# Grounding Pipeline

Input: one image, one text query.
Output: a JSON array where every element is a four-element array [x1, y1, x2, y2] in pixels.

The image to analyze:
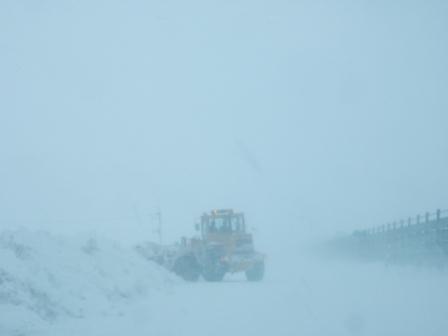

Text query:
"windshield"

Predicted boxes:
[[206, 215, 244, 233]]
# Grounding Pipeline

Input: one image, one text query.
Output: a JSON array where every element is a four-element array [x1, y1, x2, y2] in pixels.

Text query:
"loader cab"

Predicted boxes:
[[200, 209, 246, 238]]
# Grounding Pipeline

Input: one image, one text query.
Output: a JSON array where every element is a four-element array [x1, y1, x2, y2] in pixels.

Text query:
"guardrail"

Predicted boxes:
[[327, 209, 448, 266], [355, 209, 448, 236]]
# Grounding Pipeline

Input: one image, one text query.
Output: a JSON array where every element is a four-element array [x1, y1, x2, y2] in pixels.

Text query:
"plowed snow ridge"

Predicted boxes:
[[0, 229, 176, 335]]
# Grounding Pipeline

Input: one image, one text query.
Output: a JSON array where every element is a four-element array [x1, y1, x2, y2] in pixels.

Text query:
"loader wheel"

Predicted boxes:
[[245, 261, 264, 282], [173, 256, 201, 282]]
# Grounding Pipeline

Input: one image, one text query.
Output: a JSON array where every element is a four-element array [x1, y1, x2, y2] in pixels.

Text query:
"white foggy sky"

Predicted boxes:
[[0, 0, 447, 244]]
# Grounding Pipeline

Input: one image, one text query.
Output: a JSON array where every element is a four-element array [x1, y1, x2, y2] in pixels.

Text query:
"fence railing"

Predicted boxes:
[[354, 209, 448, 236], [328, 209, 448, 266]]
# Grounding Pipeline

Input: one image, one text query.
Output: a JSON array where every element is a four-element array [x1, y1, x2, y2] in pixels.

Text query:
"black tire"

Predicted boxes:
[[173, 255, 201, 282], [245, 261, 265, 282]]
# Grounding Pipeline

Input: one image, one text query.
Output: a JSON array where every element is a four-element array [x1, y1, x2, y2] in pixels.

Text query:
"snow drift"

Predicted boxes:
[[0, 229, 176, 335]]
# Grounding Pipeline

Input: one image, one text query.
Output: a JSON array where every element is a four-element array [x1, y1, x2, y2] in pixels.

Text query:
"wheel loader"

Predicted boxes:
[[150, 209, 265, 282]]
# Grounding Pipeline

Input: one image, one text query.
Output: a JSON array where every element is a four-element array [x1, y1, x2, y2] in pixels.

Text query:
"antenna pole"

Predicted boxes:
[[155, 208, 163, 245]]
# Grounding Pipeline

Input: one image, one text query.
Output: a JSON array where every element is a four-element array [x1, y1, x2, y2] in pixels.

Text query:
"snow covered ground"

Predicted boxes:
[[0, 229, 177, 335], [1, 230, 448, 336]]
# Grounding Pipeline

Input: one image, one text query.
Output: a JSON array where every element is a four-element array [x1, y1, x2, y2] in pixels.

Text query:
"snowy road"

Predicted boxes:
[[51, 257, 448, 336], [3, 231, 445, 336]]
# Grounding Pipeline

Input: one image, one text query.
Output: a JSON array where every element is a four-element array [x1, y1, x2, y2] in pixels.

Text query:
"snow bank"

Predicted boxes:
[[0, 229, 177, 335]]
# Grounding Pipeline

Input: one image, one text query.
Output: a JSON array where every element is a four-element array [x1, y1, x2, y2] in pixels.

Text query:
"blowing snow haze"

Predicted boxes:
[[1, 0, 448, 335]]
